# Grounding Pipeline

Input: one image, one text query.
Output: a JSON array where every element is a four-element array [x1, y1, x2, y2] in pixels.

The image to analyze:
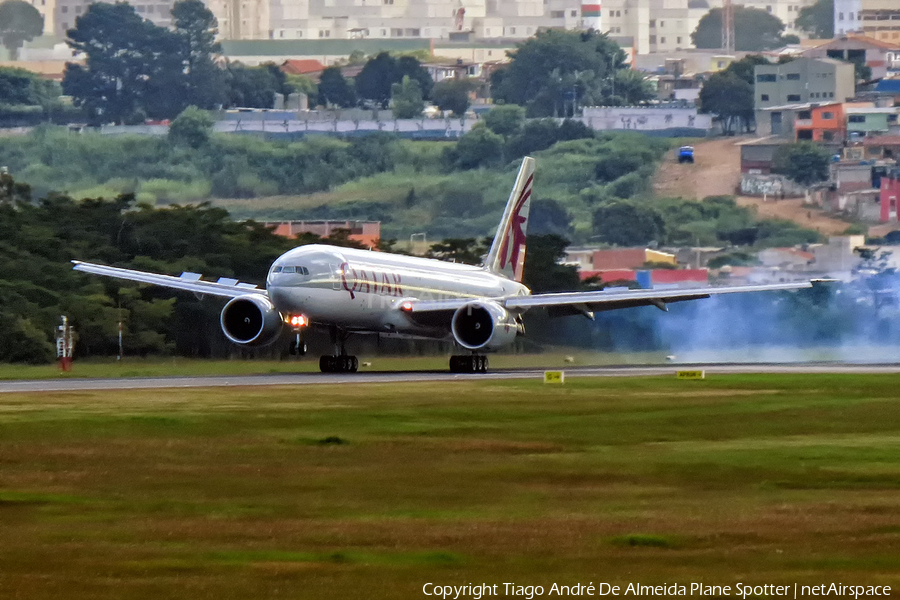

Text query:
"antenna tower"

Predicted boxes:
[[722, 0, 735, 53]]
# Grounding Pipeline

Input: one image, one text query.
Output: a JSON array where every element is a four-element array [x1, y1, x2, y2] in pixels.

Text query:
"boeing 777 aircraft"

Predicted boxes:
[[74, 157, 818, 373]]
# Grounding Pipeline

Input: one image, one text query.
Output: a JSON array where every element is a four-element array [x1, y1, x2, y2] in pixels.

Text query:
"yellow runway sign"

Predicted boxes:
[[544, 371, 565, 384], [677, 370, 705, 380]]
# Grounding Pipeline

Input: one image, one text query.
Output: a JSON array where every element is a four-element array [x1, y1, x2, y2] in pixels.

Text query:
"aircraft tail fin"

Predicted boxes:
[[485, 156, 535, 282]]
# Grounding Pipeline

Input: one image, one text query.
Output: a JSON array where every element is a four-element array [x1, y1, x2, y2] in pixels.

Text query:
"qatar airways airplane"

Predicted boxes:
[[73, 157, 818, 373]]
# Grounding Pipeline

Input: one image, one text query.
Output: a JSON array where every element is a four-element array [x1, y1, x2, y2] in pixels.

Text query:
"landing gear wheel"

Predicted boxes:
[[449, 355, 488, 373], [290, 339, 307, 356], [319, 355, 359, 373]]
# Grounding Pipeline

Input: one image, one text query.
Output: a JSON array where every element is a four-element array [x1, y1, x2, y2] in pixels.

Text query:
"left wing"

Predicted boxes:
[[72, 261, 265, 299]]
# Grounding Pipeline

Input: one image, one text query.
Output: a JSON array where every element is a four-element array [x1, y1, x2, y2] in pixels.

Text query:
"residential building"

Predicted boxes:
[[835, 0, 900, 44], [263, 0, 583, 43], [795, 102, 846, 142], [758, 247, 815, 271], [54, 0, 177, 36], [739, 0, 817, 38], [834, 0, 863, 37], [28, 0, 56, 37], [264, 220, 381, 248], [754, 57, 855, 111], [802, 34, 900, 80], [846, 106, 900, 137]]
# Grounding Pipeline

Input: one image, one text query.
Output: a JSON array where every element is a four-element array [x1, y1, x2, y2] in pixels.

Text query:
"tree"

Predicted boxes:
[[593, 201, 666, 246], [355, 52, 433, 108], [692, 7, 791, 51], [168, 106, 214, 149], [721, 54, 770, 85], [431, 77, 475, 116], [390, 75, 423, 119], [611, 68, 654, 105], [172, 0, 226, 110], [491, 29, 627, 116], [796, 0, 834, 39], [63, 3, 182, 124], [773, 142, 831, 186], [0, 66, 60, 107], [529, 198, 573, 238], [225, 62, 283, 108], [427, 238, 489, 265], [454, 125, 503, 169], [396, 55, 433, 99], [698, 71, 754, 134], [507, 119, 560, 160], [317, 66, 355, 108], [521, 234, 581, 293], [483, 104, 526, 138], [355, 51, 395, 107], [0, 0, 43, 61]]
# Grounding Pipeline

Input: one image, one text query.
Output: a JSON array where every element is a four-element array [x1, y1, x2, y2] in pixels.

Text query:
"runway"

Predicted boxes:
[[2, 363, 900, 393]]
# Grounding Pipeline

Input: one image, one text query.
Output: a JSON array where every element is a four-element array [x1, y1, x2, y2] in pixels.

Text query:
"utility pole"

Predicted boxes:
[[722, 0, 735, 53]]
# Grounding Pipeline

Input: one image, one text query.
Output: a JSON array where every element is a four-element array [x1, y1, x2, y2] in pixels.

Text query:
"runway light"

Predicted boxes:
[[288, 314, 308, 327]]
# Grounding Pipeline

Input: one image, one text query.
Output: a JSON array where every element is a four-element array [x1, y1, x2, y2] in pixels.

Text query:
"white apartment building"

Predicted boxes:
[[53, 0, 176, 36], [740, 0, 817, 37], [835, 0, 900, 43], [28, 0, 56, 37], [604, 0, 816, 56], [265, 0, 584, 41]]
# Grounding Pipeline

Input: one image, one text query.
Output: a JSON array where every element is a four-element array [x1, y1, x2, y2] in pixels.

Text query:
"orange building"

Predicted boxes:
[[265, 220, 381, 249], [795, 102, 846, 142]]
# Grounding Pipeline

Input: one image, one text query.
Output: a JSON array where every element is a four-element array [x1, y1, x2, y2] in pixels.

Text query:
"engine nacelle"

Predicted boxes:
[[220, 294, 283, 347], [451, 301, 519, 351]]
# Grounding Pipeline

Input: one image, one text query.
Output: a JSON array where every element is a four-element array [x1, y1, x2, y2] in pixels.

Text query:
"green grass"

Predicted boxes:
[[2, 374, 900, 599]]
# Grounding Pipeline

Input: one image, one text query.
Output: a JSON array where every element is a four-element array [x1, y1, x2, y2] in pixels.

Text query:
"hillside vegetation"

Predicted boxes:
[[0, 125, 819, 247]]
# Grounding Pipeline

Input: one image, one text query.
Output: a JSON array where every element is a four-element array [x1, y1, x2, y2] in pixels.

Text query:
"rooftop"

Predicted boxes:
[[759, 101, 842, 111]]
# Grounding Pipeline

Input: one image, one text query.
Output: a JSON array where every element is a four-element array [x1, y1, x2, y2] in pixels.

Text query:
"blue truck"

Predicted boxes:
[[678, 145, 694, 164]]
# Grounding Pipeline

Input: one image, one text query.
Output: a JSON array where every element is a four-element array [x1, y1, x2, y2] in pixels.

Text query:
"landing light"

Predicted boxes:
[[399, 301, 414, 312], [287, 314, 309, 327]]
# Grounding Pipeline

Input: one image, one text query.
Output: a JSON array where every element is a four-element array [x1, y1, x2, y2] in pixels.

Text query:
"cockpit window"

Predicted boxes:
[[281, 266, 296, 274], [297, 266, 309, 275], [272, 266, 283, 273]]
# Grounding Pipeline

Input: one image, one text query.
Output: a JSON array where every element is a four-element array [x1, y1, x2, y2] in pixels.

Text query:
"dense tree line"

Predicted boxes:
[[490, 29, 653, 117], [59, 0, 437, 123]]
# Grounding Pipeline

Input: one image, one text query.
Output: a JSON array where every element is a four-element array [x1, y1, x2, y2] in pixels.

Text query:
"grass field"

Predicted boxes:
[[2, 374, 900, 599]]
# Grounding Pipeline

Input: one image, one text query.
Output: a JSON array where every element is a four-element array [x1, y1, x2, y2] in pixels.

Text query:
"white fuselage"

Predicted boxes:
[[266, 245, 529, 337]]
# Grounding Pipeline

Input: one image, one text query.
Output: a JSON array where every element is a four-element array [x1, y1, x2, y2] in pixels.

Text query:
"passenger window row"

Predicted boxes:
[[273, 266, 310, 275]]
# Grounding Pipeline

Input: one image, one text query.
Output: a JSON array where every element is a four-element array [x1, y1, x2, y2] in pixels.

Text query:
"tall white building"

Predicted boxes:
[[603, 0, 817, 56], [835, 0, 900, 43], [265, 0, 583, 40], [53, 0, 175, 36]]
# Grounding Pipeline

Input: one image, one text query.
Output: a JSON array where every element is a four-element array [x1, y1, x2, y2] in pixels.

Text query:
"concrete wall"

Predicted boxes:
[[740, 173, 808, 197], [581, 106, 712, 133]]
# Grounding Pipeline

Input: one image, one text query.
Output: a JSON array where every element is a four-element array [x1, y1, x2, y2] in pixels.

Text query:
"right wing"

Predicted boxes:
[[72, 261, 265, 299], [504, 281, 819, 317]]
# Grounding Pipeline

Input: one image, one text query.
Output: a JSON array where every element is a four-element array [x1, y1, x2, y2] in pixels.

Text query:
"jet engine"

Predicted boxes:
[[450, 301, 520, 351], [220, 294, 283, 347]]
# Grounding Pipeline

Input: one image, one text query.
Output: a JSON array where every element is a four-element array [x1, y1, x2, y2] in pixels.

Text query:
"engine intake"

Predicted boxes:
[[220, 294, 283, 347], [451, 301, 519, 351]]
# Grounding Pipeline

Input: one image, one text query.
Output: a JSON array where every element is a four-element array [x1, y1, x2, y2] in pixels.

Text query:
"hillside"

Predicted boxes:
[[653, 136, 851, 236]]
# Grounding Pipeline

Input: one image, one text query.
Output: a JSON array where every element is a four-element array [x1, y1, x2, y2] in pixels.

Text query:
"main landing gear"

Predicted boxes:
[[449, 354, 488, 373], [319, 326, 359, 373], [320, 355, 358, 373]]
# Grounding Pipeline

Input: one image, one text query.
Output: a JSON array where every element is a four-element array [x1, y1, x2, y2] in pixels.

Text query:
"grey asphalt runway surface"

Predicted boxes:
[[1, 363, 900, 393]]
